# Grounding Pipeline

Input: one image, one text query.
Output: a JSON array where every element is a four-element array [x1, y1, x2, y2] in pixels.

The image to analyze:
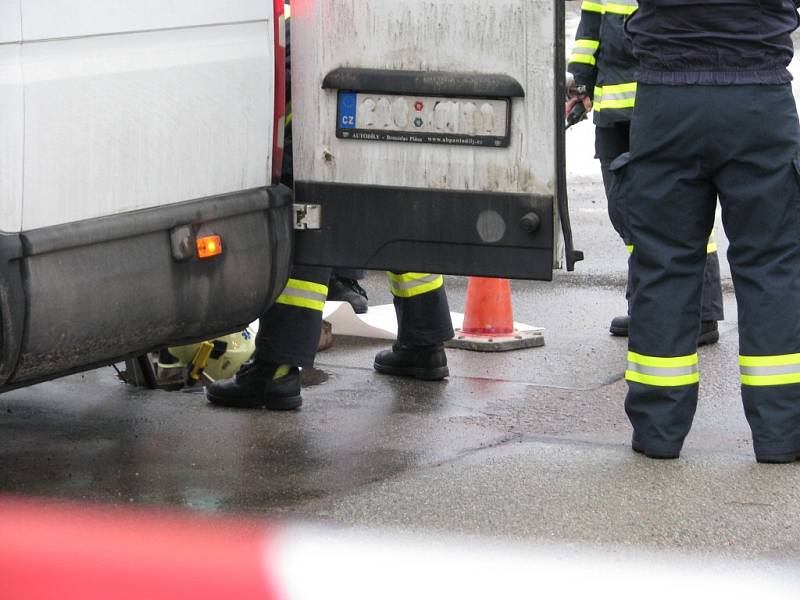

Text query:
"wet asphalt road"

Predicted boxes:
[[2, 171, 800, 570], [2, 7, 800, 568]]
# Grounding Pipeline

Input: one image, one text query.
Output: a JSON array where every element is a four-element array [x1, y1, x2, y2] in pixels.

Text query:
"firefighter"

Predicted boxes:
[[205, 3, 453, 411], [566, 0, 723, 344], [620, 0, 800, 462]]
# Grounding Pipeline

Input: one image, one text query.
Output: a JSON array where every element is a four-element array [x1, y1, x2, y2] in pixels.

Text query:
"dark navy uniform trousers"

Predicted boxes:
[[616, 84, 800, 458]]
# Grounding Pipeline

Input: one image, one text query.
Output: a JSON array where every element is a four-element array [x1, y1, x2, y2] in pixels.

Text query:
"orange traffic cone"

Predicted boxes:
[[447, 277, 544, 352]]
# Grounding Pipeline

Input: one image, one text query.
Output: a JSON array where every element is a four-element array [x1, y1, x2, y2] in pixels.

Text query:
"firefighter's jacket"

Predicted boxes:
[[567, 0, 638, 127]]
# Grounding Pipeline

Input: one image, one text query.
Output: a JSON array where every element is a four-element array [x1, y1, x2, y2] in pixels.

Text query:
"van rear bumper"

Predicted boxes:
[[0, 185, 293, 391]]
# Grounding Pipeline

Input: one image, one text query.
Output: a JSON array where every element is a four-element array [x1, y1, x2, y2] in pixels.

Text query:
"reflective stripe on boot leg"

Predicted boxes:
[[387, 272, 444, 298], [276, 279, 329, 312]]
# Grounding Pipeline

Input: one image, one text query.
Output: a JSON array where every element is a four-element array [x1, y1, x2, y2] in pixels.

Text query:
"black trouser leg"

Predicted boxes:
[[712, 85, 800, 457], [597, 123, 724, 323], [255, 266, 332, 368], [333, 269, 366, 280], [387, 273, 454, 346], [619, 86, 717, 454]]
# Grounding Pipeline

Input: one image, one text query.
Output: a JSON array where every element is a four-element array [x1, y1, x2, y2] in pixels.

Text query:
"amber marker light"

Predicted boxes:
[[196, 235, 223, 259]]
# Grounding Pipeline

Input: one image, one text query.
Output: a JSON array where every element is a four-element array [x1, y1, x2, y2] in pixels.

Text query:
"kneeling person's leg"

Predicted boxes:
[[206, 266, 332, 409]]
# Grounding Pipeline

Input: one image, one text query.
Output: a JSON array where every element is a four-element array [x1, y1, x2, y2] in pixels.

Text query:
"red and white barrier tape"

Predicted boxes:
[[0, 498, 797, 600]]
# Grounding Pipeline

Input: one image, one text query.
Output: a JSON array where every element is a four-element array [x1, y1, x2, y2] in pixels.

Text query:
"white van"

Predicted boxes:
[[0, 0, 292, 390], [0, 0, 575, 391]]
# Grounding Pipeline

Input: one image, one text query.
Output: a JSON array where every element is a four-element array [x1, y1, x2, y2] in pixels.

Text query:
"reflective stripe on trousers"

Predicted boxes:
[[627, 230, 717, 255], [388, 272, 444, 298], [741, 354, 800, 386], [276, 278, 329, 312], [626, 352, 699, 387]]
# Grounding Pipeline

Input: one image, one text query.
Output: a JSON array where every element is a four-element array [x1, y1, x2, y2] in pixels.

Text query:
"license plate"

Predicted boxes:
[[336, 91, 511, 148]]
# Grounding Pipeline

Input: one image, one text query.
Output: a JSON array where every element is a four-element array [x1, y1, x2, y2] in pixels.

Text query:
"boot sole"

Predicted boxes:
[[632, 439, 680, 460], [609, 326, 628, 337], [756, 453, 800, 464], [373, 362, 449, 381], [206, 392, 302, 411]]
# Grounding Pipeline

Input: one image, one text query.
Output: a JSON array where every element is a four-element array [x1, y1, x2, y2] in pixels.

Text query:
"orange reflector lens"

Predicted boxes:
[[196, 235, 223, 259]]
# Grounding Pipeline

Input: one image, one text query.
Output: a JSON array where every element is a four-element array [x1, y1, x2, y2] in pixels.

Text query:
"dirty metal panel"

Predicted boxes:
[[292, 0, 555, 197], [291, 0, 563, 278]]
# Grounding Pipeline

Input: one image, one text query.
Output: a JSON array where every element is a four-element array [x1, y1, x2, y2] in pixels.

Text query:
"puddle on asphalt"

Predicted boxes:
[[300, 367, 330, 388]]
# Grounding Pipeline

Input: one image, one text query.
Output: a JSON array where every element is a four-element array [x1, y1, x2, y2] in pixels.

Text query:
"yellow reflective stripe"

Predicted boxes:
[[387, 272, 434, 284], [569, 54, 596, 66], [285, 278, 328, 296], [706, 231, 716, 254], [626, 371, 700, 387], [597, 83, 637, 95], [742, 373, 800, 386], [740, 353, 800, 367], [569, 54, 597, 66], [594, 83, 637, 112], [628, 352, 698, 369], [276, 278, 329, 312], [575, 39, 600, 50], [273, 364, 292, 380], [388, 272, 444, 298], [626, 352, 700, 387], [596, 98, 635, 111], [276, 295, 326, 311], [581, 0, 604, 12], [570, 39, 600, 65], [284, 3, 291, 19], [581, 1, 637, 15], [605, 3, 638, 15], [741, 352, 800, 386], [285, 112, 293, 126], [626, 245, 634, 254]]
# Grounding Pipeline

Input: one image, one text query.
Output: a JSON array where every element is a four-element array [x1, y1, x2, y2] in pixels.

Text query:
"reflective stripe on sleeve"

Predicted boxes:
[[594, 82, 637, 112], [388, 272, 444, 298], [276, 278, 329, 312], [604, 1, 638, 15], [740, 354, 800, 386], [626, 244, 634, 254], [580, 1, 604, 13], [626, 352, 700, 387], [582, 0, 637, 15], [569, 39, 600, 66]]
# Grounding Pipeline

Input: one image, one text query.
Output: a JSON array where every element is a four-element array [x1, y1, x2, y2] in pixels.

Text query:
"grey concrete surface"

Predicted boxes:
[[1, 7, 798, 573]]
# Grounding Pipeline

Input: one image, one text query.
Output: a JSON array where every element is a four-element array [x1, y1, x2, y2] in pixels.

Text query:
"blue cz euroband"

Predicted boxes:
[[338, 91, 357, 129]]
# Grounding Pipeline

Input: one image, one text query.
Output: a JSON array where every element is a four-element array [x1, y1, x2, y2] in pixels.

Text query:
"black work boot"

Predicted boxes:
[[631, 433, 680, 460], [327, 276, 368, 314], [206, 361, 302, 410], [755, 451, 800, 464], [373, 344, 449, 381], [609, 315, 629, 337], [610, 316, 719, 346], [697, 320, 719, 346]]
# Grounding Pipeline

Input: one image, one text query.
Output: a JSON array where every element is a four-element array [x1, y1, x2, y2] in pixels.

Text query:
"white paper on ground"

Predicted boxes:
[[320, 302, 543, 341]]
